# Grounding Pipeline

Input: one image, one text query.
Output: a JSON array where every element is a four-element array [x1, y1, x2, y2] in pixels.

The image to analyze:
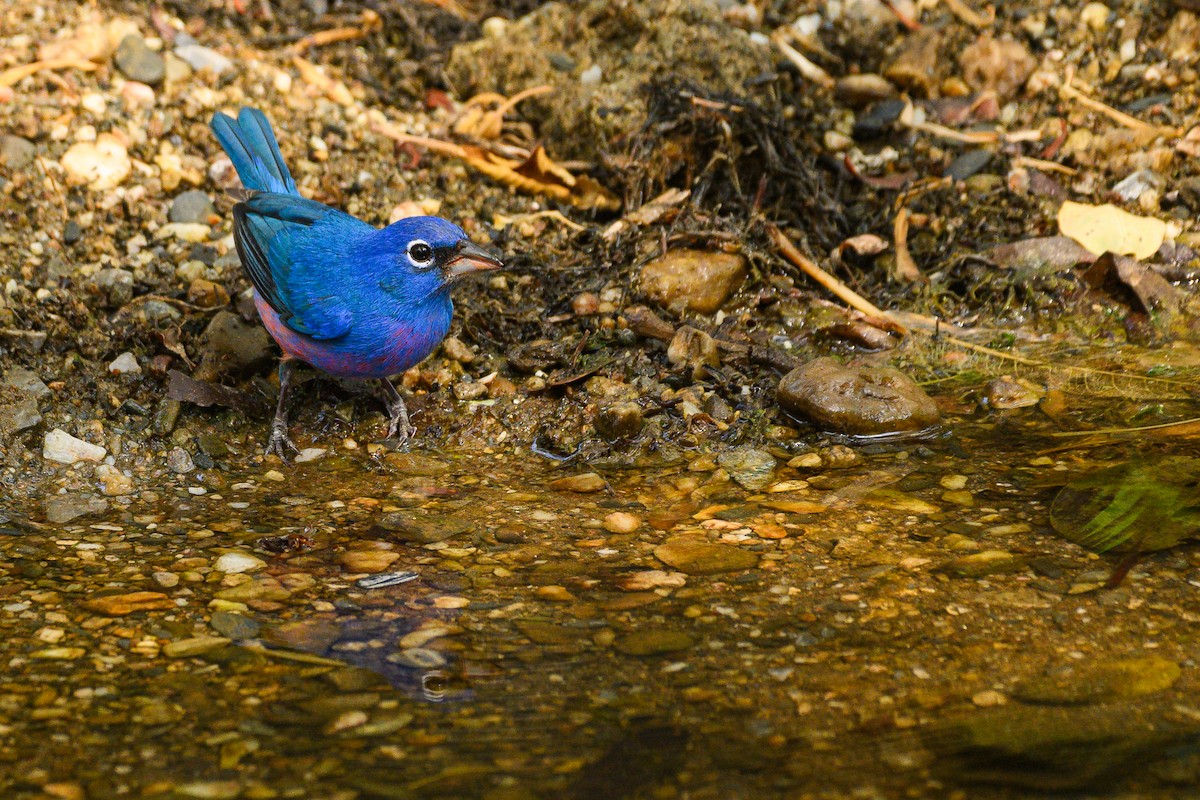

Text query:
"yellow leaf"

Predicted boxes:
[[1057, 201, 1166, 260]]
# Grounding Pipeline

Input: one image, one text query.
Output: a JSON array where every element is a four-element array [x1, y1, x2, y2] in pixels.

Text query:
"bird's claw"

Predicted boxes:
[[385, 416, 416, 446], [265, 421, 301, 460]]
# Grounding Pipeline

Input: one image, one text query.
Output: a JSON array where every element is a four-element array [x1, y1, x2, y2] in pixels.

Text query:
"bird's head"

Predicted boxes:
[[382, 217, 502, 297]]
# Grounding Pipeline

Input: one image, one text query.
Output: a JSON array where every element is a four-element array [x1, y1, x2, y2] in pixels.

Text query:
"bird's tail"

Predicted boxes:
[[210, 107, 299, 196]]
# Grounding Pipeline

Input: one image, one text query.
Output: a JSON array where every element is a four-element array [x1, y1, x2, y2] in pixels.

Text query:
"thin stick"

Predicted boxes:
[[1011, 155, 1077, 175], [1048, 417, 1200, 438], [892, 207, 922, 283], [0, 58, 97, 88], [767, 224, 893, 322], [771, 34, 834, 90], [1059, 70, 1179, 137]]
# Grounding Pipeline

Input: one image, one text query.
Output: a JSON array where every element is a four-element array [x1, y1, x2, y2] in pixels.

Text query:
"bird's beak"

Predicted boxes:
[[446, 240, 503, 280]]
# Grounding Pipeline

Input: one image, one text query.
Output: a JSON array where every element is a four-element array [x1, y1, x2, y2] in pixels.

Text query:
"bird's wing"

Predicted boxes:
[[233, 192, 371, 340]]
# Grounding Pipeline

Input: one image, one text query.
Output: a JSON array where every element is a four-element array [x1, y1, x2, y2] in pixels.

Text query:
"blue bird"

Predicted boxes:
[[210, 107, 502, 457]]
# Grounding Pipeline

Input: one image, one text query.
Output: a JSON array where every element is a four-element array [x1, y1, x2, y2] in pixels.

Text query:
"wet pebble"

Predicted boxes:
[[716, 447, 776, 491], [196, 311, 274, 378], [95, 464, 134, 496], [44, 494, 108, 524], [595, 401, 643, 440], [1014, 655, 1181, 704], [616, 570, 687, 591], [385, 453, 450, 476], [441, 335, 476, 363], [43, 429, 106, 464], [209, 611, 261, 640], [938, 550, 1027, 578], [167, 447, 195, 474], [338, 550, 400, 573], [173, 781, 243, 800], [777, 358, 940, 435], [90, 268, 135, 308], [295, 447, 327, 463], [654, 536, 758, 575], [4, 367, 50, 398], [603, 511, 642, 533], [83, 591, 173, 616], [114, 34, 164, 84], [214, 552, 266, 574], [163, 636, 230, 658], [373, 514, 469, 544], [614, 629, 694, 656], [186, 279, 230, 309], [549, 473, 606, 492], [640, 249, 747, 314], [390, 647, 448, 668]]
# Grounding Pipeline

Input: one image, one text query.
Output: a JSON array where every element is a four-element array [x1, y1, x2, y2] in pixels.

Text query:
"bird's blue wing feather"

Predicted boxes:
[[233, 193, 370, 340]]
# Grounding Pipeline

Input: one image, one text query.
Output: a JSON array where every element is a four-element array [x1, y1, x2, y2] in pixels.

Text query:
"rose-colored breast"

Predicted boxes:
[[254, 293, 446, 379]]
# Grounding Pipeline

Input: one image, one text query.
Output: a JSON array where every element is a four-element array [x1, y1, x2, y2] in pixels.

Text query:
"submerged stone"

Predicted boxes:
[[777, 357, 940, 436], [1014, 655, 1182, 704], [717, 447, 776, 491], [614, 629, 694, 656], [654, 536, 758, 575]]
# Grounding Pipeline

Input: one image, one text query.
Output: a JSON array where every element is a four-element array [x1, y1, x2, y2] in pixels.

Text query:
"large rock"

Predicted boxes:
[[777, 357, 940, 436], [640, 249, 746, 314]]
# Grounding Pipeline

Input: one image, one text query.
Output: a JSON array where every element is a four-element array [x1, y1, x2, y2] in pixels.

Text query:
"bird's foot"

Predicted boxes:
[[265, 420, 301, 460], [379, 379, 416, 447], [385, 411, 416, 446]]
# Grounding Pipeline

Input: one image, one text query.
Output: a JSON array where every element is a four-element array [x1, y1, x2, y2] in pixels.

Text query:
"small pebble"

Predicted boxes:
[[214, 552, 266, 574], [603, 511, 642, 534], [108, 352, 140, 375]]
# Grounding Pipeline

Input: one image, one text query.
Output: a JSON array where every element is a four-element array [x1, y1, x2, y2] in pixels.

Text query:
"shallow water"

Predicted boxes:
[[3, 413, 1199, 800]]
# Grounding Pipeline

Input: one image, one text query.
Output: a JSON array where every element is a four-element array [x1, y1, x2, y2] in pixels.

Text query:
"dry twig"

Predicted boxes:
[[0, 58, 97, 88], [292, 10, 381, 55]]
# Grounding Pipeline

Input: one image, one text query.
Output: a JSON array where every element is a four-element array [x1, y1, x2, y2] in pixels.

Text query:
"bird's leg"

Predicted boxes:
[[378, 378, 416, 444], [266, 358, 301, 459]]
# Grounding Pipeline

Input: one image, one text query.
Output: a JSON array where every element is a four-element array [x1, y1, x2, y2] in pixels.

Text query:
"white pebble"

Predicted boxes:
[[108, 352, 141, 375], [214, 551, 266, 574], [60, 134, 130, 191], [43, 428, 106, 464]]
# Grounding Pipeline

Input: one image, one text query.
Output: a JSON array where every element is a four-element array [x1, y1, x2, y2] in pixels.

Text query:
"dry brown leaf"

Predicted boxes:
[[1057, 201, 1166, 260], [452, 86, 553, 140]]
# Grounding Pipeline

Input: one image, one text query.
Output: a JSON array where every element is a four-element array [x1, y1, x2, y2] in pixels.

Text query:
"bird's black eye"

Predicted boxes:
[[408, 241, 434, 265]]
